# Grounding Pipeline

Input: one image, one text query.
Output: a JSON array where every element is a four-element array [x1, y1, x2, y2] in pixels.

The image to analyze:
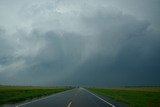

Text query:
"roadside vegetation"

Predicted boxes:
[[89, 87, 160, 107], [0, 85, 73, 105]]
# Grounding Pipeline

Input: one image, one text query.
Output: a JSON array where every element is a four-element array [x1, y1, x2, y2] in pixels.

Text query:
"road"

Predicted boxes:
[[15, 88, 127, 107]]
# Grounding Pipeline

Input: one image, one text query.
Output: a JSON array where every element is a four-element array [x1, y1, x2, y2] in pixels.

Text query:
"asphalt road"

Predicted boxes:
[[15, 88, 127, 107]]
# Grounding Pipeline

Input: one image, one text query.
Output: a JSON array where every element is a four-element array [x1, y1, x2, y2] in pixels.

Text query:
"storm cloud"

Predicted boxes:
[[0, 0, 160, 86]]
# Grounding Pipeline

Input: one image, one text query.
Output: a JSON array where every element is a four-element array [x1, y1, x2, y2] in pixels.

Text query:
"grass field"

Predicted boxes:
[[0, 85, 72, 105], [89, 87, 160, 107]]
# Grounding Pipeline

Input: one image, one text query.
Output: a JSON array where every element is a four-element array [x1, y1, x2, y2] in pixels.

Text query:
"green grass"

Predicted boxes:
[[89, 87, 160, 107], [0, 85, 73, 105]]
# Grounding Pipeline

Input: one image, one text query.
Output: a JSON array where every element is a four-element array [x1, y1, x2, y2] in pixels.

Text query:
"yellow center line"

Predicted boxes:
[[67, 101, 72, 107]]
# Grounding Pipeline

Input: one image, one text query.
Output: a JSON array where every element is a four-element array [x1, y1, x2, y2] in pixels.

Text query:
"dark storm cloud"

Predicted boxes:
[[0, 0, 160, 86], [69, 29, 160, 87], [65, 10, 160, 86]]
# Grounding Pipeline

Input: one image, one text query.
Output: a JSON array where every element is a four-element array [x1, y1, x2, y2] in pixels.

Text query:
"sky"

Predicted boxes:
[[0, 0, 160, 87]]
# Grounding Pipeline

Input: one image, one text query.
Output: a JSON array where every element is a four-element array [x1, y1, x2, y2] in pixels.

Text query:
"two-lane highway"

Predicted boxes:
[[16, 88, 127, 107]]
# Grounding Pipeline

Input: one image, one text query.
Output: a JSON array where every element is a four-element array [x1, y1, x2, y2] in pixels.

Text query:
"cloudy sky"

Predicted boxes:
[[0, 0, 160, 86]]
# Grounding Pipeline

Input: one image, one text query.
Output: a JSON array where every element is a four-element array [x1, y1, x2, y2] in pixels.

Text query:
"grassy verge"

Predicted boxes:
[[89, 87, 160, 107], [0, 85, 73, 105]]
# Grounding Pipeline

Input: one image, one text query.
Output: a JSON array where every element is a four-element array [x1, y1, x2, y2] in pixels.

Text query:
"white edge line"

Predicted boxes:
[[16, 95, 53, 107], [82, 88, 116, 107], [67, 101, 72, 107], [16, 89, 74, 107]]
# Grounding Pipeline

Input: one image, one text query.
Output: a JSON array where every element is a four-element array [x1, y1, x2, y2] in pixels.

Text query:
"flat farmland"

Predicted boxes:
[[0, 85, 72, 105], [89, 87, 160, 107]]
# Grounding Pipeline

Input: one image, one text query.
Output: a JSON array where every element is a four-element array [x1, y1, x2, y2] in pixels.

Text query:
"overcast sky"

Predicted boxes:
[[0, 0, 160, 86]]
